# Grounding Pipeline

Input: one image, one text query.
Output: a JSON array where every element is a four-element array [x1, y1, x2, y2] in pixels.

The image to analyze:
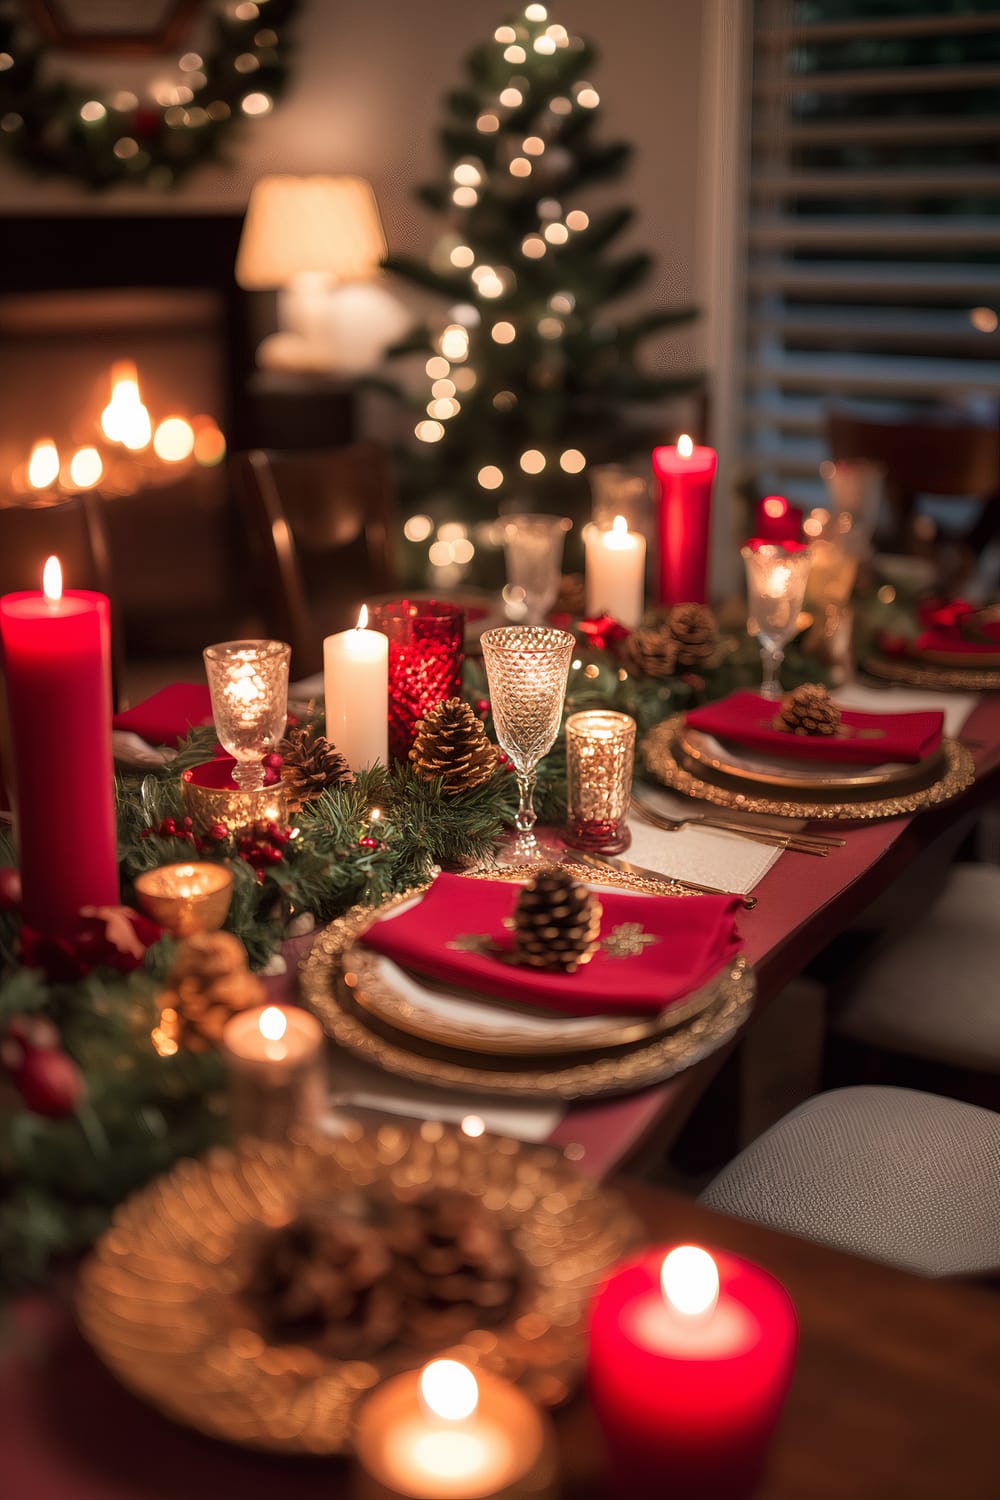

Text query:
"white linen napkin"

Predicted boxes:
[[833, 684, 977, 740], [625, 786, 782, 894]]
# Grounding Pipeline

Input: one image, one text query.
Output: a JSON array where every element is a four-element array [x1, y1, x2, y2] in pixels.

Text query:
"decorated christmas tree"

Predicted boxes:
[[383, 3, 700, 536]]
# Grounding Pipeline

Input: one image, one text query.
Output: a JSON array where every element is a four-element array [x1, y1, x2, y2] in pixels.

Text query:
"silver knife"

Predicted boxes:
[[569, 850, 757, 910]]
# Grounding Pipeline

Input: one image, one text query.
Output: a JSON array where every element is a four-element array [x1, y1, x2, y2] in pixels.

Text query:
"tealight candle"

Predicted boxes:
[[589, 1244, 797, 1499], [221, 1003, 325, 1144], [324, 605, 389, 770], [652, 435, 718, 606], [354, 1359, 556, 1500], [584, 515, 646, 627], [134, 861, 233, 937]]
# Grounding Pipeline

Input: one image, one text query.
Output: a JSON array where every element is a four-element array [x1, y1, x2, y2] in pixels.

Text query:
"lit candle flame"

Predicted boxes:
[[611, 514, 628, 537], [101, 363, 152, 450], [762, 495, 788, 520], [677, 433, 694, 460], [42, 556, 63, 603], [28, 439, 60, 490], [69, 446, 104, 490], [258, 1006, 288, 1043], [357, 604, 369, 630], [660, 1245, 720, 1319], [419, 1360, 479, 1422]]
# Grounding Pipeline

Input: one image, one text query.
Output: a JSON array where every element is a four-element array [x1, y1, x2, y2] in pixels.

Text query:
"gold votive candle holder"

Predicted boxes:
[[353, 1359, 558, 1500], [221, 1003, 325, 1145], [134, 861, 234, 937], [181, 758, 289, 834], [564, 710, 636, 854]]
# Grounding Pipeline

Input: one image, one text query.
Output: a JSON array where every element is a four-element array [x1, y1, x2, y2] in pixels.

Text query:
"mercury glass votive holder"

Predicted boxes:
[[367, 600, 465, 762], [203, 639, 291, 791], [481, 625, 575, 857], [181, 758, 289, 834], [564, 711, 636, 854], [134, 861, 234, 938]]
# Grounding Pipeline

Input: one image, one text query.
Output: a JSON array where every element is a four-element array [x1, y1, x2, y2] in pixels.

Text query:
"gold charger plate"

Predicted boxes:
[[642, 715, 975, 822], [301, 867, 755, 1100], [676, 723, 947, 797], [335, 884, 725, 1059], [863, 654, 1000, 692], [77, 1125, 640, 1454]]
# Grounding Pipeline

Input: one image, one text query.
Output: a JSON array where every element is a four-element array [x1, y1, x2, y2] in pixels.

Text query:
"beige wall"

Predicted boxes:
[[0, 1, 706, 373]]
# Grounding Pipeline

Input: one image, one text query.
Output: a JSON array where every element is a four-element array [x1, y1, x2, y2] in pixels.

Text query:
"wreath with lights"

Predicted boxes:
[[0, 0, 299, 190]]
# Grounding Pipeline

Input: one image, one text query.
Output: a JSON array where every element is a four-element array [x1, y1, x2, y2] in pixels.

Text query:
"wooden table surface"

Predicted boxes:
[[549, 693, 1000, 1176], [2, 1183, 997, 1500]]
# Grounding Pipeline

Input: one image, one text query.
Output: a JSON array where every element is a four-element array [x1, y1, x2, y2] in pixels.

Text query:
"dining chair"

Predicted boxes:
[[825, 406, 1000, 556], [0, 493, 126, 710], [231, 443, 397, 676], [700, 1085, 1000, 1278]]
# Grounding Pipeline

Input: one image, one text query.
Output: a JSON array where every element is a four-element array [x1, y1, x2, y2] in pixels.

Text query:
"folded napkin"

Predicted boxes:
[[359, 872, 742, 1018], [915, 600, 1000, 657], [113, 684, 214, 747], [685, 690, 943, 766]]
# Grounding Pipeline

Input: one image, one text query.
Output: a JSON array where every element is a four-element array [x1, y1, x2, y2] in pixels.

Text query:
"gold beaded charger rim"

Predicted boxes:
[[76, 1125, 641, 1454], [642, 715, 975, 822], [301, 885, 754, 1101], [863, 654, 1000, 692]]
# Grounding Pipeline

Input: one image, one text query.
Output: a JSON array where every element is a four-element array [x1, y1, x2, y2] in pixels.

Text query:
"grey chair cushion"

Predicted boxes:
[[834, 865, 1000, 1070], [700, 1086, 1000, 1276]]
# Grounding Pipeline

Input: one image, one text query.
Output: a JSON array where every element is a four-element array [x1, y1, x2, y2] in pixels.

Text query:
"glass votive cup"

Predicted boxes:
[[203, 639, 291, 791], [564, 710, 636, 854], [367, 600, 465, 762], [134, 861, 234, 938]]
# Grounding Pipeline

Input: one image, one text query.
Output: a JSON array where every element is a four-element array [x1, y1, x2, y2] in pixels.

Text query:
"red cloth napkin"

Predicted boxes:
[[359, 872, 742, 1018], [685, 691, 943, 765], [915, 600, 1000, 656], [112, 684, 214, 747]]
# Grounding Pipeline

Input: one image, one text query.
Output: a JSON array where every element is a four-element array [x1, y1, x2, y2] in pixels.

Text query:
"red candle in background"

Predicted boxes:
[[589, 1244, 797, 1500], [756, 495, 804, 544], [653, 435, 718, 605], [0, 557, 119, 935]]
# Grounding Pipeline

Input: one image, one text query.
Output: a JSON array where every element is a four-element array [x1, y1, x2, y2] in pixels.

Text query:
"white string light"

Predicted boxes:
[[491, 322, 516, 344], [520, 449, 546, 474]]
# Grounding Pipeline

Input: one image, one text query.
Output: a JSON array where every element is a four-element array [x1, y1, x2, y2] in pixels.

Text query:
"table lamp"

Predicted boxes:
[[235, 174, 408, 376]]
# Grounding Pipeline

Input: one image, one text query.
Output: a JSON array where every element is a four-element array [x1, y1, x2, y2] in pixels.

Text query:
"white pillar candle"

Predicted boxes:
[[324, 605, 389, 770], [584, 515, 646, 627], [222, 1003, 326, 1144]]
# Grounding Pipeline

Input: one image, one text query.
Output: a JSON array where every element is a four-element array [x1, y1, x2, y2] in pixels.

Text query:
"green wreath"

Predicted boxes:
[[0, 0, 299, 190]]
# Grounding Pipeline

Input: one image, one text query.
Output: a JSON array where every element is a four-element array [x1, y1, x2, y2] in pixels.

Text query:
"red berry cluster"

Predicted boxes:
[[141, 816, 229, 854], [358, 835, 387, 851], [237, 821, 294, 881]]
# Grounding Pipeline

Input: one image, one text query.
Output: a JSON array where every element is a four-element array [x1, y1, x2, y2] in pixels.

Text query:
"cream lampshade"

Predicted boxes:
[[236, 175, 407, 374]]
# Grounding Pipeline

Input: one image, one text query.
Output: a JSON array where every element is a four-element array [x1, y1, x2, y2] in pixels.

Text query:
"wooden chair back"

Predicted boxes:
[[231, 444, 397, 676]]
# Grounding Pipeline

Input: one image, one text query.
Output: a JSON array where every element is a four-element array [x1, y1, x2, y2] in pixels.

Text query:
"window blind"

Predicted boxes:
[[744, 0, 1000, 503]]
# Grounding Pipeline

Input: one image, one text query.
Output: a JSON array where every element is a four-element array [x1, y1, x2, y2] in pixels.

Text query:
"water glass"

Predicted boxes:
[[204, 639, 290, 790], [501, 514, 572, 624], [741, 543, 812, 700]]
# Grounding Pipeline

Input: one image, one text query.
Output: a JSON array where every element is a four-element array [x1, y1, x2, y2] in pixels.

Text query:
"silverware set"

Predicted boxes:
[[629, 794, 845, 857]]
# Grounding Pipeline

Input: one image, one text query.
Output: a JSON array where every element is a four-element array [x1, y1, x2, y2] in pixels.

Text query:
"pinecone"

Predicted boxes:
[[773, 683, 842, 737], [155, 931, 265, 1053], [278, 727, 352, 810], [387, 1190, 524, 1349], [620, 624, 678, 680], [512, 869, 602, 973], [667, 603, 722, 670], [410, 697, 499, 793], [244, 1207, 401, 1359], [554, 573, 586, 617]]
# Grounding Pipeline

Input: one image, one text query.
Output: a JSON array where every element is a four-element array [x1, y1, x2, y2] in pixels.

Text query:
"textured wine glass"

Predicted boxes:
[[742, 543, 812, 700], [481, 625, 575, 856], [501, 514, 572, 625], [204, 639, 290, 791]]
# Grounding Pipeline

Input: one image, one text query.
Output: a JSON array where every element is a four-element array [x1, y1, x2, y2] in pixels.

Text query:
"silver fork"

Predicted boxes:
[[630, 796, 840, 856]]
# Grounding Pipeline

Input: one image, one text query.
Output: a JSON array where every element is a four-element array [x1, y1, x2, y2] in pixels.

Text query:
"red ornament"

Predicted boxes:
[[15, 1046, 85, 1118], [20, 904, 162, 982], [0, 866, 22, 911]]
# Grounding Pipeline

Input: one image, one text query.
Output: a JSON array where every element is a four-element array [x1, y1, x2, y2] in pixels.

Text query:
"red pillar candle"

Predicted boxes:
[[0, 557, 118, 936], [589, 1244, 797, 1500], [652, 435, 718, 605], [756, 495, 804, 544]]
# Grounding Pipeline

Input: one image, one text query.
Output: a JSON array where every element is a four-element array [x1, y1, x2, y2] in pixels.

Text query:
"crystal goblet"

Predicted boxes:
[[501, 513, 572, 625], [481, 625, 575, 857], [204, 639, 290, 791], [741, 542, 812, 700]]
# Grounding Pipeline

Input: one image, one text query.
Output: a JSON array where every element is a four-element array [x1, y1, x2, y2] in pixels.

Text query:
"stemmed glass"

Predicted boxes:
[[741, 542, 812, 700], [481, 625, 575, 856], [501, 514, 572, 625], [204, 639, 291, 790]]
